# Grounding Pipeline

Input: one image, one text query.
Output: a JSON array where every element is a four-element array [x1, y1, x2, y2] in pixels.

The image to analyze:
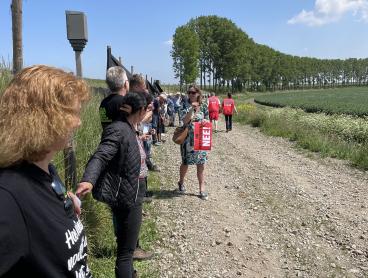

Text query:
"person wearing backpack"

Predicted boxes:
[[222, 92, 238, 132]]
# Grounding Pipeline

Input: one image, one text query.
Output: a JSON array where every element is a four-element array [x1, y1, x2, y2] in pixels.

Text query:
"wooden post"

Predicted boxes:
[[63, 50, 82, 190], [65, 11, 88, 190], [63, 141, 76, 190], [11, 0, 23, 74]]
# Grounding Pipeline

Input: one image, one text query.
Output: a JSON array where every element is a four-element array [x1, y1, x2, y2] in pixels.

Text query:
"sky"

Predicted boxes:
[[1, 0, 368, 84]]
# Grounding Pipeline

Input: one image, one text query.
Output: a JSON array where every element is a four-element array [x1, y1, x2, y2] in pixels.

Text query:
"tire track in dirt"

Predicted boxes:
[[151, 119, 368, 278]]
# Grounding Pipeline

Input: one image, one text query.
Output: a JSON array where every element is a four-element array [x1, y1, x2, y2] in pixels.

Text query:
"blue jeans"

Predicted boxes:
[[143, 139, 152, 158], [176, 109, 183, 126]]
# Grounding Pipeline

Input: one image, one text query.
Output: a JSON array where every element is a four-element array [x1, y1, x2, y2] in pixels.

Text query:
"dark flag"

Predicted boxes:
[[146, 80, 160, 95], [106, 45, 160, 95], [154, 80, 163, 93], [106, 46, 132, 79]]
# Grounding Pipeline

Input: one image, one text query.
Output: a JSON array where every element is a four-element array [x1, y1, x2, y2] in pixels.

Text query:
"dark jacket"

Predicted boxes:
[[81, 120, 141, 209], [99, 93, 125, 130]]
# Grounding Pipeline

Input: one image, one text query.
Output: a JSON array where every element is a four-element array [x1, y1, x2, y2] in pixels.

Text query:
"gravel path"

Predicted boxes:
[[151, 119, 368, 278]]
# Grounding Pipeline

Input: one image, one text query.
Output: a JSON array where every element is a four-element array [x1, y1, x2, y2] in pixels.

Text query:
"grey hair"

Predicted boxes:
[[106, 66, 128, 92]]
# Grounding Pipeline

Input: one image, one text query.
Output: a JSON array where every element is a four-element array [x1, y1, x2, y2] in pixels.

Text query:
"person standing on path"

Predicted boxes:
[[207, 92, 221, 133], [177, 85, 210, 200], [100, 66, 130, 129], [77, 92, 151, 278], [130, 74, 160, 172], [173, 92, 182, 126], [222, 92, 237, 132], [0, 65, 92, 277], [129, 74, 156, 262], [152, 94, 166, 145]]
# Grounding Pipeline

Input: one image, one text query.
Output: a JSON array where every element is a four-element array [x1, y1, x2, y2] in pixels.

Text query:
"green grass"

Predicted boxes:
[[254, 87, 368, 116], [160, 84, 180, 93], [235, 103, 368, 170], [0, 60, 12, 95], [85, 78, 107, 88], [134, 173, 161, 278], [83, 173, 161, 278]]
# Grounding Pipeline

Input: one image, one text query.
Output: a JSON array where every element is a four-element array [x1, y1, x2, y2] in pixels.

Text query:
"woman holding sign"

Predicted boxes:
[[177, 85, 210, 200]]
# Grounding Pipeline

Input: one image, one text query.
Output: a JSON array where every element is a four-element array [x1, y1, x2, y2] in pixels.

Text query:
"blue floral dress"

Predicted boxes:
[[179, 101, 209, 165]]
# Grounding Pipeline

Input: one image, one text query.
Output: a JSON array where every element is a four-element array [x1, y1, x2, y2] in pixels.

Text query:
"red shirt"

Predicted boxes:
[[222, 98, 235, 115], [207, 96, 220, 113]]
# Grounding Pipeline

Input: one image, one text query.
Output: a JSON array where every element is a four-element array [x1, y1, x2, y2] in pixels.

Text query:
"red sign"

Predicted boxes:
[[194, 122, 212, 151]]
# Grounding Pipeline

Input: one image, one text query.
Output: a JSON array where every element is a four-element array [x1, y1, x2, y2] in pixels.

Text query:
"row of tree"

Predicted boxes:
[[171, 15, 368, 92]]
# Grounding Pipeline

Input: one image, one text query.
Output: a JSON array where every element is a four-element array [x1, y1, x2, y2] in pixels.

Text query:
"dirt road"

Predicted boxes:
[[151, 119, 368, 278]]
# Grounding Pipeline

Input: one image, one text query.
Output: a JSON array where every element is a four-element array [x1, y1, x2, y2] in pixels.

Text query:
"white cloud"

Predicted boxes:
[[164, 39, 173, 45], [288, 0, 368, 26]]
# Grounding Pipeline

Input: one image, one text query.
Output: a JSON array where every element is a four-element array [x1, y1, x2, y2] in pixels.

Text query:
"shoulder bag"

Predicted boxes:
[[172, 124, 189, 145]]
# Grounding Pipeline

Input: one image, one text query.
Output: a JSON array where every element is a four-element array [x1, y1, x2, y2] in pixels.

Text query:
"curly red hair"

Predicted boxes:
[[0, 65, 90, 167]]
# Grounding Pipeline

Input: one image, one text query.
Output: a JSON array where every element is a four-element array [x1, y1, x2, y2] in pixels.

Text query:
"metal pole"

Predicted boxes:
[[131, 65, 134, 74]]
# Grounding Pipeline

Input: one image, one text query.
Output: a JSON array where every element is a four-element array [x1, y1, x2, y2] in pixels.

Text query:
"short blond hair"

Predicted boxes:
[[0, 65, 90, 167]]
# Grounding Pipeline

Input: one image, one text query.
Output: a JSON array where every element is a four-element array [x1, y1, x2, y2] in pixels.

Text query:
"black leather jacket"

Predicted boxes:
[[81, 120, 141, 209]]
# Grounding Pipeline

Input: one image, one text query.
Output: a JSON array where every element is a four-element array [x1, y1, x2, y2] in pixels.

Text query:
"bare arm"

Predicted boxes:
[[141, 110, 152, 123], [182, 102, 200, 125], [182, 108, 194, 125]]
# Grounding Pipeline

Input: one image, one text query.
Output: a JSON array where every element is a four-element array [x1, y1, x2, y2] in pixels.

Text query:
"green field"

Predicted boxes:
[[254, 87, 368, 116]]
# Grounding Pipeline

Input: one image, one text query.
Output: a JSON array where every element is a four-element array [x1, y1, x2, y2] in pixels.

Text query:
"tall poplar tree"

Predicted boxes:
[[171, 25, 199, 88]]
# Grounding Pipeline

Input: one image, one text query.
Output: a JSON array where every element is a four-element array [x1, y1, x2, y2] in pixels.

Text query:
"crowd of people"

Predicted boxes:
[[0, 65, 237, 278]]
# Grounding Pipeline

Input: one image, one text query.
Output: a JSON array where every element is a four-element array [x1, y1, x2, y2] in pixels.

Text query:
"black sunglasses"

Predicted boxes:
[[187, 91, 197, 95], [49, 166, 75, 218]]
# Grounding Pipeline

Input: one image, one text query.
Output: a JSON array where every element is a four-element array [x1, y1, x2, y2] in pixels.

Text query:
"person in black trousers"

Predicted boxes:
[[221, 92, 238, 132], [77, 92, 152, 278]]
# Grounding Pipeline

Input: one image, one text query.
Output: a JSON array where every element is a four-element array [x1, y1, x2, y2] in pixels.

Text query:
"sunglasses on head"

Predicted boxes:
[[49, 166, 75, 218]]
